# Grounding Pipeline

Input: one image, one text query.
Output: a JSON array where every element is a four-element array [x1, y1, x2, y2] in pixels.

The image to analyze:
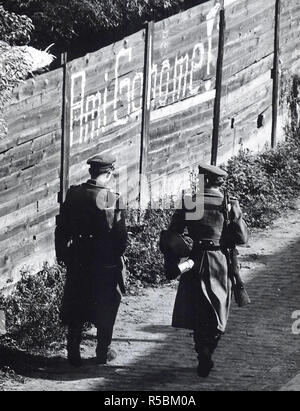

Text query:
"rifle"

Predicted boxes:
[[223, 191, 251, 308]]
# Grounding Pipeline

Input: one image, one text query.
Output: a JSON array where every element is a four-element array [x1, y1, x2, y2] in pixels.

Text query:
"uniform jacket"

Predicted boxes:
[[55, 180, 128, 326], [170, 188, 248, 333]]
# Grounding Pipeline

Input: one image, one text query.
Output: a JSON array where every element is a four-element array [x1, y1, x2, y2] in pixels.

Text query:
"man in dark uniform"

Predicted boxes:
[[161, 163, 248, 378], [55, 154, 128, 367]]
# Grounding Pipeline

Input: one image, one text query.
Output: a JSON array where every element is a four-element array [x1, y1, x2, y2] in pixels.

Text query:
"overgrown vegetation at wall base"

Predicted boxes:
[[0, 264, 66, 349], [224, 132, 300, 229], [125, 207, 174, 292]]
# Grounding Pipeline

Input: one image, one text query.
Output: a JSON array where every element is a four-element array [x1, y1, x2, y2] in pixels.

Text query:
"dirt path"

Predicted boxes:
[[1, 200, 300, 391]]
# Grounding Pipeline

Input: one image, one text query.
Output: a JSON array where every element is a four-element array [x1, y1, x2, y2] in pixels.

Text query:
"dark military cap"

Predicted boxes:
[[198, 163, 228, 178], [87, 154, 116, 172]]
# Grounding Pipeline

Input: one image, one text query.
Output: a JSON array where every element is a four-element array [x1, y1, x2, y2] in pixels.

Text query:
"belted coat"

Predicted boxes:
[[170, 188, 248, 333], [55, 180, 128, 327]]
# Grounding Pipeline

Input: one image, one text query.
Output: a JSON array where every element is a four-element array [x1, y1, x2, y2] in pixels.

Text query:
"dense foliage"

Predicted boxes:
[[0, 264, 66, 349], [0, 42, 32, 109], [0, 5, 54, 135], [0, 6, 34, 134], [125, 206, 174, 291], [0, 3, 34, 102], [1, 0, 201, 59], [224, 136, 300, 228], [0, 4, 33, 45]]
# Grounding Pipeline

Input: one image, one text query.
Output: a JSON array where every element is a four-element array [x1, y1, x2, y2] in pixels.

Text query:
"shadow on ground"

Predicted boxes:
[[1, 237, 300, 391]]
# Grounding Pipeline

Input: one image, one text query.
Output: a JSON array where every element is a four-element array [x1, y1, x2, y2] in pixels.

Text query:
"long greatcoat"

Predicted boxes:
[[55, 180, 128, 328], [170, 188, 248, 333]]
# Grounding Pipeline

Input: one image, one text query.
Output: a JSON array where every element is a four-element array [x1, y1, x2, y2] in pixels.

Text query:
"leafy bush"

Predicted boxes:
[[0, 42, 54, 137], [125, 205, 174, 291], [0, 6, 54, 137], [0, 264, 66, 349], [0, 6, 34, 134], [224, 132, 300, 228], [0, 42, 32, 108], [0, 5, 33, 46]]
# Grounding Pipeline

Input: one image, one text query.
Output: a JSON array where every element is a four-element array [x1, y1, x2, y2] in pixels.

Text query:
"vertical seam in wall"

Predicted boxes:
[[139, 22, 154, 208], [271, 0, 281, 148], [60, 53, 71, 209], [211, 2, 226, 166]]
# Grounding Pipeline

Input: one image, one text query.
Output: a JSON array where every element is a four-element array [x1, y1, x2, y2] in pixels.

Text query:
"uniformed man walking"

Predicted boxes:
[[55, 155, 128, 367], [161, 163, 248, 378]]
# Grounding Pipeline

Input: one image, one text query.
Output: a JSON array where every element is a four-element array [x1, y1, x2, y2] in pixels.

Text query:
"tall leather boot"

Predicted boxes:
[[67, 324, 83, 367], [194, 329, 222, 378], [197, 346, 214, 378], [96, 326, 117, 365]]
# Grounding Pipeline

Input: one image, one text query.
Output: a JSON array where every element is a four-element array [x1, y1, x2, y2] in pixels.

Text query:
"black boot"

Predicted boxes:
[[67, 325, 83, 367], [96, 346, 117, 365], [96, 326, 117, 365], [68, 342, 82, 367], [197, 347, 214, 378], [194, 329, 222, 378]]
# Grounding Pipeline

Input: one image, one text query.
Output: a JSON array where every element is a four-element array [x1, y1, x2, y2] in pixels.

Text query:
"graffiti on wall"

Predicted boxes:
[[70, 3, 220, 147]]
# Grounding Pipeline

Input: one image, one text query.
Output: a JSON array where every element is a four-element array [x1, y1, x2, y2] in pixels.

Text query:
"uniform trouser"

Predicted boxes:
[[66, 268, 122, 354], [67, 321, 115, 352], [193, 327, 222, 358]]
